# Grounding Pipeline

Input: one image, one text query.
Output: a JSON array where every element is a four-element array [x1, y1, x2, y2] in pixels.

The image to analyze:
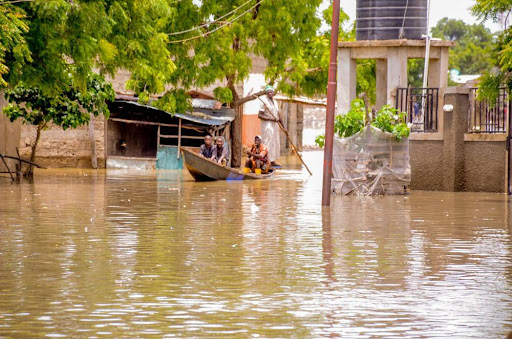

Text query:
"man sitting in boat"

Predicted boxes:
[[211, 136, 229, 166], [199, 135, 214, 159], [243, 135, 270, 175]]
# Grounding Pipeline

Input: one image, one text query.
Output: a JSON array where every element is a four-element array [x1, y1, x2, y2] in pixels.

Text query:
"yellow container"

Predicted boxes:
[[243, 167, 251, 173], [255, 168, 262, 175]]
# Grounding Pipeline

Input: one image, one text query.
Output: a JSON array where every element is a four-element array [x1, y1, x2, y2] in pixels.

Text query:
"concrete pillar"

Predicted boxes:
[[376, 59, 388, 109], [297, 103, 303, 152], [0, 91, 21, 172], [428, 47, 450, 133], [427, 58, 441, 87], [337, 48, 357, 115], [386, 48, 408, 106], [288, 101, 298, 152], [442, 87, 469, 191]]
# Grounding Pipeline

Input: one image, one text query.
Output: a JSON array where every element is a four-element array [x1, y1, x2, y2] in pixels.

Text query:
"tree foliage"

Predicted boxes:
[[0, 0, 180, 169], [431, 18, 495, 75], [0, 2, 31, 87], [471, 0, 512, 100], [4, 73, 114, 130], [164, 0, 326, 166], [1, 0, 176, 102], [164, 0, 323, 100], [4, 73, 115, 167]]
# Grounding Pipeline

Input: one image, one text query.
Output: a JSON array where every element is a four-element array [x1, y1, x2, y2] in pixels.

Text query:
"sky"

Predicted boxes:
[[323, 0, 502, 33]]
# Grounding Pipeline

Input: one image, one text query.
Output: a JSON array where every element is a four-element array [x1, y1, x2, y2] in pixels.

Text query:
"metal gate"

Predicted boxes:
[[395, 87, 439, 133]]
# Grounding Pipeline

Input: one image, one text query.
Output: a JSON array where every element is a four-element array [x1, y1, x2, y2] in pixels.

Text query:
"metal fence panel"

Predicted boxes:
[[468, 88, 508, 134], [395, 88, 439, 133]]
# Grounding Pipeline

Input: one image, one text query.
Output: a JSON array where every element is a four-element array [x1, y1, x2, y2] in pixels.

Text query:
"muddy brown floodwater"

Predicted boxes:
[[0, 151, 511, 337]]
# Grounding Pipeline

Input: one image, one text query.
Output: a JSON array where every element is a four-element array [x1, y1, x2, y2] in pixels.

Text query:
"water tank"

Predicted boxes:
[[356, 0, 428, 40]]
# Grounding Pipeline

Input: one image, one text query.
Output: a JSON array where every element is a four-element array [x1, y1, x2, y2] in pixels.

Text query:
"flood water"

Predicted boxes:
[[1, 151, 511, 338]]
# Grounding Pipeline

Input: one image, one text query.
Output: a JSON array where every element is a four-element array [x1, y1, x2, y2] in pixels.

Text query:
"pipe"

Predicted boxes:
[[322, 0, 341, 207]]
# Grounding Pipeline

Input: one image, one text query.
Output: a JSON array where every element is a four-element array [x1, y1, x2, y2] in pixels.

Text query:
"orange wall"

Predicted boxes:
[[242, 114, 260, 147]]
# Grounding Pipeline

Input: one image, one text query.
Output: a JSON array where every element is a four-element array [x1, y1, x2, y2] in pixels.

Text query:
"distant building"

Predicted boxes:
[[451, 74, 481, 84]]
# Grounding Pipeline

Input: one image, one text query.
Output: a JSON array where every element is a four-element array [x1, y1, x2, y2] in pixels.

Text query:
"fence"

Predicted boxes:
[[395, 88, 439, 133], [468, 88, 508, 134]]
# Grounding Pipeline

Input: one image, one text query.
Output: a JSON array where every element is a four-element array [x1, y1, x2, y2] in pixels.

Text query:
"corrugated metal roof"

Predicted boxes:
[[111, 100, 235, 126], [191, 98, 222, 109]]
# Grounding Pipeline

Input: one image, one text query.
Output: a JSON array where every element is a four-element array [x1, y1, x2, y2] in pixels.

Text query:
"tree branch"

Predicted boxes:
[[233, 89, 267, 106], [226, 77, 240, 103]]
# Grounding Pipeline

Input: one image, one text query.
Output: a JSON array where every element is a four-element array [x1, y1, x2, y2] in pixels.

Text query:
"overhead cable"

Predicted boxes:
[[168, 0, 254, 36]]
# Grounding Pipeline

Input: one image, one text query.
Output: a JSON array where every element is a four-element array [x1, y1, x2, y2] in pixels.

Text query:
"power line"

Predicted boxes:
[[168, 0, 254, 36], [0, 0, 34, 4], [167, 0, 262, 44]]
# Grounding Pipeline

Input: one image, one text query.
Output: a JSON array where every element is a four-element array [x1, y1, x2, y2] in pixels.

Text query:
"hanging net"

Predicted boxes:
[[332, 126, 410, 196]]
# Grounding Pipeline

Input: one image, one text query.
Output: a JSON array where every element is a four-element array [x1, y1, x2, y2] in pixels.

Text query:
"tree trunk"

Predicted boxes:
[[227, 78, 242, 168], [231, 101, 242, 167], [27, 123, 43, 176], [227, 82, 267, 168]]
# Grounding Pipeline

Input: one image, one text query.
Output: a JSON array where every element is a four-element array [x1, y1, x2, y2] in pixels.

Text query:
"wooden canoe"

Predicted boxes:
[[181, 147, 274, 181]]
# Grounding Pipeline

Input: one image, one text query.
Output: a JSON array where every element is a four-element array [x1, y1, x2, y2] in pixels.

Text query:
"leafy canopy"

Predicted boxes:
[[431, 18, 495, 75], [471, 0, 512, 101], [4, 73, 115, 130], [163, 0, 323, 104], [0, 2, 31, 87], [2, 0, 175, 101]]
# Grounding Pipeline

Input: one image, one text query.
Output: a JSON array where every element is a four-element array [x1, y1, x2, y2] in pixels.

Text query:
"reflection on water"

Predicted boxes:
[[0, 151, 511, 337]]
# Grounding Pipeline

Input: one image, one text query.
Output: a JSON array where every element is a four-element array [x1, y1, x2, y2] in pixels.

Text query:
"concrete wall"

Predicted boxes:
[[410, 87, 508, 193], [17, 115, 107, 168], [279, 101, 304, 154], [410, 140, 444, 190], [464, 141, 506, 192], [1, 92, 104, 170]]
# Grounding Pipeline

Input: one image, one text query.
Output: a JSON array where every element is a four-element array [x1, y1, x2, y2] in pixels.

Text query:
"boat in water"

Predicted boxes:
[[181, 147, 274, 181]]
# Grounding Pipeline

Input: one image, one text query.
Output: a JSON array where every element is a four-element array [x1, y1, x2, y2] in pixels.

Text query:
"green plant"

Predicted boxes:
[[334, 99, 366, 138], [315, 134, 325, 148], [315, 100, 410, 147], [372, 105, 410, 141], [3, 72, 115, 172]]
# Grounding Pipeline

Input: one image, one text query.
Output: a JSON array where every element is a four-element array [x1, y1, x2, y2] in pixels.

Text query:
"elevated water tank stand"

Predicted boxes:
[[336, 39, 454, 115]]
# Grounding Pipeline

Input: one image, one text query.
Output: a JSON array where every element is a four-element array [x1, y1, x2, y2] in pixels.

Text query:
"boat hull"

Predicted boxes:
[[181, 148, 274, 181]]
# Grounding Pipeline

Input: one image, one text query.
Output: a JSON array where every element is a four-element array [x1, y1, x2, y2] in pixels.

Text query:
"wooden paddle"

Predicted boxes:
[[255, 96, 313, 176]]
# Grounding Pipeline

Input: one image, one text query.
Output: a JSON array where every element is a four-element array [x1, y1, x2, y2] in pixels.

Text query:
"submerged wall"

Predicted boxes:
[[18, 115, 107, 168], [410, 87, 507, 193]]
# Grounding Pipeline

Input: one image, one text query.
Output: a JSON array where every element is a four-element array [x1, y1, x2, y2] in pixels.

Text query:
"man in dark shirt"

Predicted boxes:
[[199, 135, 214, 158], [211, 136, 229, 166]]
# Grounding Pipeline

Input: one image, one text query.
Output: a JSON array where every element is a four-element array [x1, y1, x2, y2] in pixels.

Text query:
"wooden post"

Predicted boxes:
[[88, 113, 98, 169], [157, 125, 161, 148], [322, 0, 341, 206], [177, 118, 182, 159]]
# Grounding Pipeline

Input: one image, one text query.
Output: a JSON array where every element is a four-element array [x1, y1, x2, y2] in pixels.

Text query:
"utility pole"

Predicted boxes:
[[321, 0, 341, 207]]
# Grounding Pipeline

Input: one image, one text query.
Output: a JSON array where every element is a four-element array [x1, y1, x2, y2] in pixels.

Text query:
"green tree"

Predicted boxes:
[[2, 0, 175, 96], [1, 0, 178, 168], [165, 0, 325, 166], [431, 18, 494, 75], [4, 73, 115, 174], [0, 2, 31, 87], [471, 0, 512, 101]]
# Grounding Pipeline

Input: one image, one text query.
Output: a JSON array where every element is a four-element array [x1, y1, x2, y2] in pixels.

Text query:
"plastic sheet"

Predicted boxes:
[[332, 126, 410, 196]]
